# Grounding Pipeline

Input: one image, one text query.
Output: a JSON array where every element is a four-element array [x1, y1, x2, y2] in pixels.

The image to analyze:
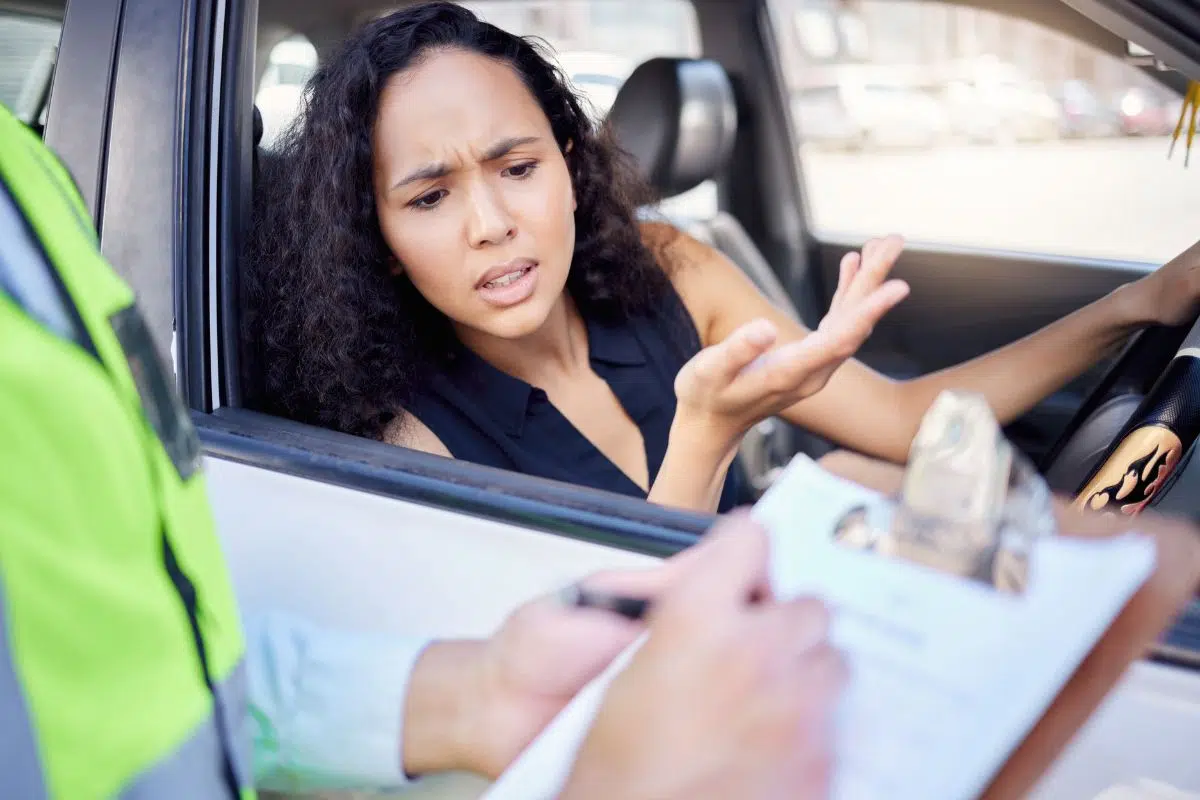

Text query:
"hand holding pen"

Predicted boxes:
[[559, 511, 847, 800]]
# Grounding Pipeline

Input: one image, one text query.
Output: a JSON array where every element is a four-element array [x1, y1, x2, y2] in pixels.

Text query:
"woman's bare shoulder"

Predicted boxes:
[[638, 218, 742, 282], [382, 413, 454, 458], [638, 219, 751, 343], [639, 219, 700, 272]]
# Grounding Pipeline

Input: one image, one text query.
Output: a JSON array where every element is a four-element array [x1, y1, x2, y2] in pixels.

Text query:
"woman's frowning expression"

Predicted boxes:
[[372, 48, 577, 341]]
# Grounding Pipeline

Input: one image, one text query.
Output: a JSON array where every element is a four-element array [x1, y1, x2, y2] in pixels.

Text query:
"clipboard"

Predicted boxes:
[[981, 501, 1200, 799], [484, 394, 1200, 800], [809, 440, 1200, 799], [787, 389, 1199, 798], [750, 456, 1160, 800]]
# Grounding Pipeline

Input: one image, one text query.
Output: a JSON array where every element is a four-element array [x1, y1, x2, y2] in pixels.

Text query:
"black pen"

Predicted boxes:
[[559, 584, 652, 622]]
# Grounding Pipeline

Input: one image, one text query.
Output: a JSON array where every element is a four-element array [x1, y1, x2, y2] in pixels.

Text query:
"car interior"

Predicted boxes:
[[225, 0, 1198, 507]]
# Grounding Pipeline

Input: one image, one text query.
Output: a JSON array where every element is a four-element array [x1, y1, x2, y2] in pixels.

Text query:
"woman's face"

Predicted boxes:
[[372, 48, 577, 341]]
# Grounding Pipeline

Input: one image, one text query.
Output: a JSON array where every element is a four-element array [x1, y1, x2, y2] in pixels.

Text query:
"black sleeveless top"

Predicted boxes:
[[409, 292, 751, 513]]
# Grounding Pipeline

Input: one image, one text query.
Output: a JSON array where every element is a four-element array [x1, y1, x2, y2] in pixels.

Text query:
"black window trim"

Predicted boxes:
[[179, 0, 256, 413], [1063, 0, 1200, 83], [42, 0, 124, 229], [181, 0, 217, 413], [209, 0, 257, 411], [199, 407, 708, 558]]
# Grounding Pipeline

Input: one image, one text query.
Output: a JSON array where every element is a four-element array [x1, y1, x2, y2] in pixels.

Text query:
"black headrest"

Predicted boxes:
[[253, 105, 264, 148], [607, 57, 737, 198]]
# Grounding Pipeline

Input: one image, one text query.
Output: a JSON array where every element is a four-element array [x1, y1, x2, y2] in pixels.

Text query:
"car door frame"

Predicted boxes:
[[40, 0, 119, 227], [174, 0, 716, 558]]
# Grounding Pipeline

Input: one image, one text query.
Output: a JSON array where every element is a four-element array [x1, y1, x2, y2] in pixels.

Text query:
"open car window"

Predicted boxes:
[[255, 35, 317, 151], [206, 0, 729, 541]]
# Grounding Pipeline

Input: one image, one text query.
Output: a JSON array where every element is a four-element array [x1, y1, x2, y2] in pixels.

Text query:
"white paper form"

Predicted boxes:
[[484, 456, 1156, 800]]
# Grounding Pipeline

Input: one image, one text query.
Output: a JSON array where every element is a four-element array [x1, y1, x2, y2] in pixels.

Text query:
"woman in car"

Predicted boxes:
[[246, 1, 1200, 514]]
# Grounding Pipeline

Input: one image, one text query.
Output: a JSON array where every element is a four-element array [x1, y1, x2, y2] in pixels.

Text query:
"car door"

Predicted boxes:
[[770, 0, 1200, 472], [44, 0, 1200, 798]]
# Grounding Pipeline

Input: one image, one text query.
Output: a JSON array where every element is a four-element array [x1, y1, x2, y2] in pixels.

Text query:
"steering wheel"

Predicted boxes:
[[1039, 314, 1200, 515]]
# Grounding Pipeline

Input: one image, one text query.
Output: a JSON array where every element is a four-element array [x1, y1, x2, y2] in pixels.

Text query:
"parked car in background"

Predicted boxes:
[[791, 68, 949, 151], [941, 61, 1063, 145], [790, 83, 864, 150], [843, 76, 950, 149], [1055, 78, 1121, 139], [1114, 86, 1174, 136]]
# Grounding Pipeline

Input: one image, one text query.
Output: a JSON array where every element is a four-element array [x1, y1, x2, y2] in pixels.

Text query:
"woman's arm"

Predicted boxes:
[[646, 412, 740, 512], [655, 223, 1154, 465], [863, 288, 1142, 461]]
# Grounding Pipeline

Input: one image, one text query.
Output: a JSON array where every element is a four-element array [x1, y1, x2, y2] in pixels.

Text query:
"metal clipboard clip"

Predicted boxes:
[[832, 391, 1056, 594]]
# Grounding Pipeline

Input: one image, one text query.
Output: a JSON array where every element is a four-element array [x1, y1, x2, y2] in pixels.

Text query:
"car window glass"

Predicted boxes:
[[768, 0, 1200, 265], [0, 11, 63, 131]]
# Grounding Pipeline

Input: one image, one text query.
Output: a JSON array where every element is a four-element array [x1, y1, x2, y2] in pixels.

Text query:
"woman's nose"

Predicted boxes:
[[466, 183, 516, 248]]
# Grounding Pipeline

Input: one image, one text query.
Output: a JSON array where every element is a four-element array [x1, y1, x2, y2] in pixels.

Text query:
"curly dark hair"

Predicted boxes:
[[243, 0, 681, 440]]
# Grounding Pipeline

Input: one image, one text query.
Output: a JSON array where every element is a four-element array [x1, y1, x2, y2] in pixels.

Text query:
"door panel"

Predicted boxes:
[[207, 455, 660, 800], [206, 453, 1200, 800], [815, 240, 1148, 463], [1030, 660, 1200, 799]]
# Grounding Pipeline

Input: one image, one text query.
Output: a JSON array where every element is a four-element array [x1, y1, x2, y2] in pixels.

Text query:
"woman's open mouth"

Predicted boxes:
[[477, 261, 539, 307]]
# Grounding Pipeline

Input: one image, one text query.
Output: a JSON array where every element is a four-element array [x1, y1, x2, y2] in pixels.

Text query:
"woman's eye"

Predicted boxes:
[[503, 162, 538, 179], [410, 189, 447, 210]]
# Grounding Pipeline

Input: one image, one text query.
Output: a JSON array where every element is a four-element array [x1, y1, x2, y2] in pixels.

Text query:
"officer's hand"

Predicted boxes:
[[452, 547, 708, 779], [562, 512, 847, 800]]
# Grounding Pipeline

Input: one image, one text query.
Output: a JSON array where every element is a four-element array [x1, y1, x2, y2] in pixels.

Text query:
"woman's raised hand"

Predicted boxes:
[[674, 234, 910, 445]]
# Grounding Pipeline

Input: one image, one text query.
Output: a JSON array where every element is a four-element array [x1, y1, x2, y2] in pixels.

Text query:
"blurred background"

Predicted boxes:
[[4, 0, 1196, 264]]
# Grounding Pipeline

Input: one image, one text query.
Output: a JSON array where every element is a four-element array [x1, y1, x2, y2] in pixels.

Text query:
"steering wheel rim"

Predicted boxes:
[[1041, 316, 1200, 515]]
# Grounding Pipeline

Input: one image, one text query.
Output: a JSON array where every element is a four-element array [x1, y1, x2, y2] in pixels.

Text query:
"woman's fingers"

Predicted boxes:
[[819, 279, 909, 349], [678, 256, 907, 420], [731, 334, 841, 401], [842, 234, 905, 306], [683, 318, 779, 389], [737, 279, 909, 401], [830, 251, 860, 310], [843, 278, 910, 332], [868, 235, 905, 281]]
